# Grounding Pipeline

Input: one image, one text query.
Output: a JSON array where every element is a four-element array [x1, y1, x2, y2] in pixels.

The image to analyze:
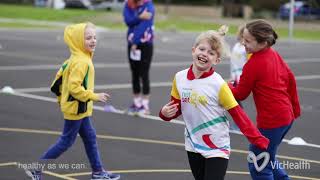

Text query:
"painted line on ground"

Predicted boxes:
[[0, 127, 320, 166], [0, 161, 76, 180], [10, 78, 320, 93], [0, 134, 319, 180], [0, 62, 189, 71], [12, 82, 171, 93], [42, 171, 78, 180], [1, 91, 320, 149], [62, 169, 319, 180], [295, 75, 320, 80], [64, 169, 192, 177], [0, 58, 319, 71], [299, 87, 320, 93], [0, 162, 17, 167]]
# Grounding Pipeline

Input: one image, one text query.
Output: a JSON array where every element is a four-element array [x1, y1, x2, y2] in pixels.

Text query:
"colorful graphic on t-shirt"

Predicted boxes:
[[181, 89, 208, 108]]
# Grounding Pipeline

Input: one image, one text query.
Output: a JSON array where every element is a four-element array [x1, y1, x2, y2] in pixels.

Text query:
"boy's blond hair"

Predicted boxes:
[[85, 22, 96, 30], [193, 25, 230, 59]]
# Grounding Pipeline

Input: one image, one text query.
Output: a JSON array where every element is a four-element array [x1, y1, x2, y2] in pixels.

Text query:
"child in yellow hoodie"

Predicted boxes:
[[26, 22, 120, 180]]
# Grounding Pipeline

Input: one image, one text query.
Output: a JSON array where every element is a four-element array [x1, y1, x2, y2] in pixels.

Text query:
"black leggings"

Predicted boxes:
[[187, 151, 229, 180], [127, 43, 153, 95]]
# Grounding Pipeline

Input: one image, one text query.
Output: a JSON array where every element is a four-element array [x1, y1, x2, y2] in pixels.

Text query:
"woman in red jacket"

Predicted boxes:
[[229, 19, 301, 180]]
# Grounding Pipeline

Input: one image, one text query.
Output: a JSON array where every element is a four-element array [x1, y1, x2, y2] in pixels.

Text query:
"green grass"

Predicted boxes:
[[0, 4, 104, 21], [155, 18, 239, 33], [275, 28, 320, 41], [0, 21, 53, 28], [0, 3, 320, 41]]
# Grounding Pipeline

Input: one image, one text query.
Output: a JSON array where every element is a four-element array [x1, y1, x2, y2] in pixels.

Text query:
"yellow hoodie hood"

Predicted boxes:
[[64, 23, 93, 59]]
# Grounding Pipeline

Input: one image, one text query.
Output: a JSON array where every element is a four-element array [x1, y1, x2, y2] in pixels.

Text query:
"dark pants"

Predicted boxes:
[[127, 43, 153, 95], [41, 117, 103, 172], [187, 151, 229, 180], [248, 122, 293, 180]]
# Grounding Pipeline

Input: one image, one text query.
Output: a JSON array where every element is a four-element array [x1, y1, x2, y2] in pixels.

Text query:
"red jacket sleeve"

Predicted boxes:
[[230, 58, 257, 101], [287, 69, 301, 118], [228, 105, 269, 150], [159, 96, 182, 121]]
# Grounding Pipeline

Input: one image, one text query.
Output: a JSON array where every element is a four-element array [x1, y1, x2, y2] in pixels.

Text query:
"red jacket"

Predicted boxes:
[[229, 47, 301, 129]]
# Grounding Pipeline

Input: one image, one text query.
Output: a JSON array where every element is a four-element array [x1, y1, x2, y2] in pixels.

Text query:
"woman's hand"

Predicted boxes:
[[139, 9, 152, 20]]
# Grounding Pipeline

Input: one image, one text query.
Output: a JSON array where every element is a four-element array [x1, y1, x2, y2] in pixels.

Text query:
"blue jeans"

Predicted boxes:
[[248, 122, 293, 180], [41, 117, 103, 171]]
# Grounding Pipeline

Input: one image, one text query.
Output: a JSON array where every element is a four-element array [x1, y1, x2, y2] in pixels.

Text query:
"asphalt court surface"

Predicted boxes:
[[0, 29, 320, 180]]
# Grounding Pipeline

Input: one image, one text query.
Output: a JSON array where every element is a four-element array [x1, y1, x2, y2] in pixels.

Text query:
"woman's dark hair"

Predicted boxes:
[[246, 19, 278, 46]]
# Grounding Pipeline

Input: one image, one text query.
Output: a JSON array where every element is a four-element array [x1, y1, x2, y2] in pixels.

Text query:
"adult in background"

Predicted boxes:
[[123, 0, 155, 115]]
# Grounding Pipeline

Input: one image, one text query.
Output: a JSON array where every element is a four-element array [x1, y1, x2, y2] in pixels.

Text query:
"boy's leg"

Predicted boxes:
[[26, 120, 81, 179], [79, 117, 103, 172], [187, 151, 205, 180], [79, 117, 121, 180], [248, 122, 293, 180], [41, 119, 81, 159], [204, 157, 228, 180]]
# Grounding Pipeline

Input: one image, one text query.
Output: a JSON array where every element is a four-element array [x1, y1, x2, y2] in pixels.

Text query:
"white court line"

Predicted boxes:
[[0, 58, 319, 71], [12, 75, 320, 93], [63, 169, 320, 180], [299, 87, 320, 93], [295, 75, 320, 80], [1, 129, 319, 179], [13, 82, 172, 93], [0, 162, 17, 167], [2, 91, 320, 149], [0, 62, 191, 71]]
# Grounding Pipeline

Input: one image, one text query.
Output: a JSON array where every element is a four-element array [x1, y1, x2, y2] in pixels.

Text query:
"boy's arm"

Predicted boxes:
[[159, 76, 182, 121], [219, 83, 269, 150], [50, 62, 67, 104], [68, 62, 99, 102], [287, 68, 301, 118], [50, 67, 63, 96], [159, 96, 181, 121]]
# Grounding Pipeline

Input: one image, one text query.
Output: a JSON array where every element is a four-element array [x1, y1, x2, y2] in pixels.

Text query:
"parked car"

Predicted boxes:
[[279, 1, 320, 19], [64, 0, 124, 10], [65, 0, 88, 9]]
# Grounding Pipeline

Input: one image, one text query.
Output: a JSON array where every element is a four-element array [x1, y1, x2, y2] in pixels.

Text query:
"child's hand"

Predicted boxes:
[[161, 100, 179, 118], [139, 9, 152, 20], [227, 81, 235, 89], [255, 136, 270, 151], [97, 93, 110, 103]]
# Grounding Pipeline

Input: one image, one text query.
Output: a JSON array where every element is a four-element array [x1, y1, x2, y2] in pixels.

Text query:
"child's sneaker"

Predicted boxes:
[[127, 103, 140, 114], [91, 171, 120, 180], [25, 169, 42, 180], [138, 106, 150, 115]]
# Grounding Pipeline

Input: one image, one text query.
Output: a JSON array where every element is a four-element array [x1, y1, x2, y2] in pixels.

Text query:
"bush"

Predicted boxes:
[[250, 0, 281, 12], [0, 0, 33, 4], [154, 0, 218, 6]]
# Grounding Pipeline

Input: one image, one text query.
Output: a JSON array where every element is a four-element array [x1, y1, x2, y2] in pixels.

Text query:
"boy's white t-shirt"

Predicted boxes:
[[230, 42, 247, 82], [171, 68, 238, 159]]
